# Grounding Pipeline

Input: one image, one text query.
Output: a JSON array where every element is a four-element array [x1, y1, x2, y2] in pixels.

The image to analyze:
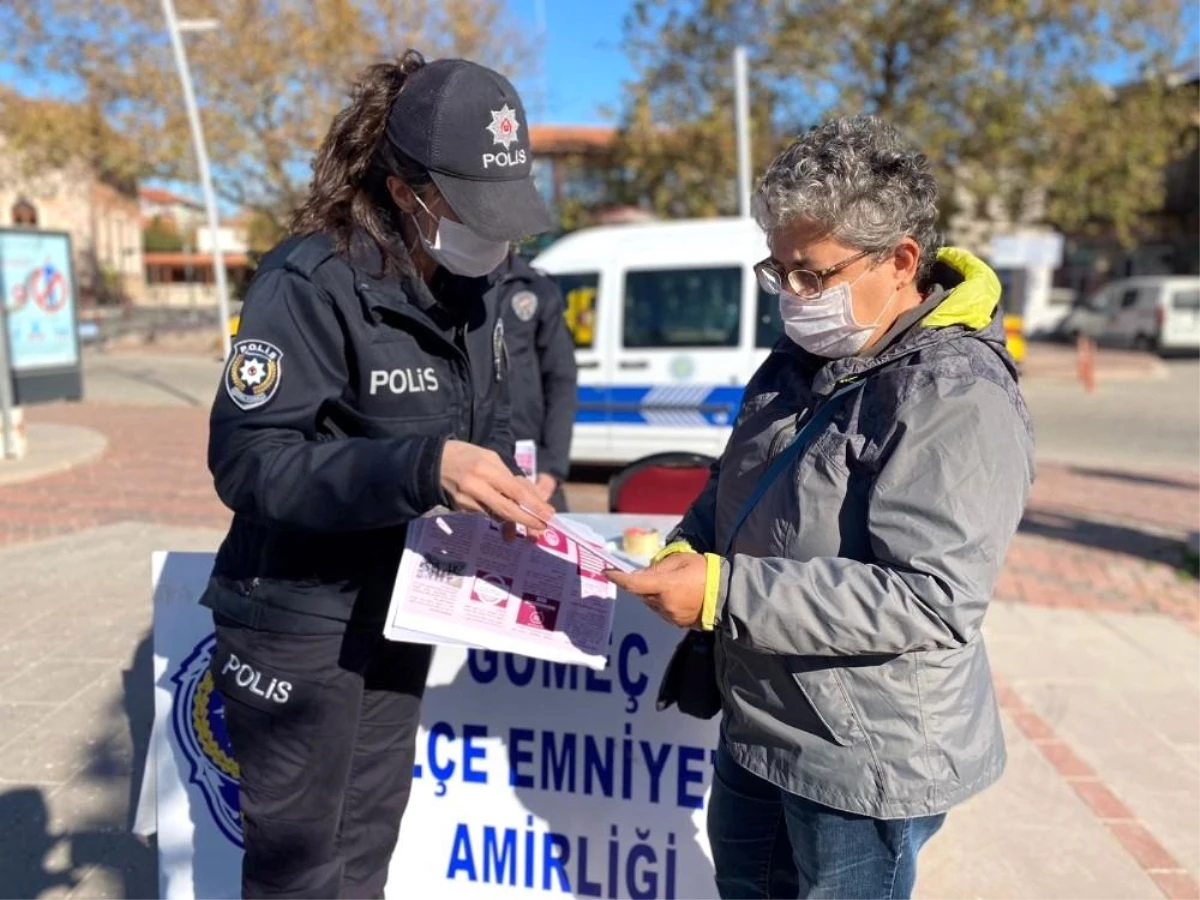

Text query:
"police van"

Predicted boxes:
[[532, 217, 779, 465]]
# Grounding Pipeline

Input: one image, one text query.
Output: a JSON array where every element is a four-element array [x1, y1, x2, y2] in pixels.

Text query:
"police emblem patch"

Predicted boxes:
[[171, 635, 243, 847], [511, 290, 538, 322], [224, 339, 283, 411], [486, 104, 522, 149]]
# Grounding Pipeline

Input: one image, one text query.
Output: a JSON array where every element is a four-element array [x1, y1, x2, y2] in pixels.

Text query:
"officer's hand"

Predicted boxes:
[[440, 441, 554, 533], [534, 473, 558, 502]]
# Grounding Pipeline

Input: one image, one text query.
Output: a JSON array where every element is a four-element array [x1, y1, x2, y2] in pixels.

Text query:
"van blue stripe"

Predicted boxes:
[[574, 385, 745, 426]]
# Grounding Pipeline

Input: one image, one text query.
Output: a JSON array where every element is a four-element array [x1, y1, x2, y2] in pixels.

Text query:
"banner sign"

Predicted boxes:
[[0, 229, 79, 371], [150, 539, 721, 899]]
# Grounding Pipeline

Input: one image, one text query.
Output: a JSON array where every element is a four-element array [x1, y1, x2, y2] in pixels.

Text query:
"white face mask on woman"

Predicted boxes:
[[779, 272, 897, 358], [412, 193, 509, 278]]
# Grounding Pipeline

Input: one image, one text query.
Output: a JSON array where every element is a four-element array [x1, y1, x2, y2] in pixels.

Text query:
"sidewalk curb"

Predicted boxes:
[[0, 422, 108, 487]]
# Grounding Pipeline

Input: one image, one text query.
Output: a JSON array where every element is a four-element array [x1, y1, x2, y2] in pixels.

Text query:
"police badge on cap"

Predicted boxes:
[[225, 339, 283, 411], [384, 59, 553, 243]]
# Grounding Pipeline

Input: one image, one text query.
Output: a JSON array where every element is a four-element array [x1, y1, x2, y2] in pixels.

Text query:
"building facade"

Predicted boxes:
[[0, 138, 145, 306], [139, 187, 206, 234]]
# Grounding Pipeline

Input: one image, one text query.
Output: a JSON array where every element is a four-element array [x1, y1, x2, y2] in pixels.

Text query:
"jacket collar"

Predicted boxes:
[[796, 248, 1010, 395]]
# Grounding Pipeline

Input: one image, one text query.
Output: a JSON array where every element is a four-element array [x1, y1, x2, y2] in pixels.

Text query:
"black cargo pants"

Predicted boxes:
[[211, 616, 434, 899]]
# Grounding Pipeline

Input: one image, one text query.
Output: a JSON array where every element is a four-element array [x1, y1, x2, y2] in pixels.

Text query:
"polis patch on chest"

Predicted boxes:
[[369, 367, 441, 395]]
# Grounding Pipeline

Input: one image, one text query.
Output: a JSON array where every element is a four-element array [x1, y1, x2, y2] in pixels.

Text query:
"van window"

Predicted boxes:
[[623, 267, 741, 348], [1117, 288, 1141, 309], [756, 287, 783, 348], [1080, 288, 1111, 312], [549, 273, 600, 349], [1171, 288, 1200, 311], [994, 268, 1029, 317]]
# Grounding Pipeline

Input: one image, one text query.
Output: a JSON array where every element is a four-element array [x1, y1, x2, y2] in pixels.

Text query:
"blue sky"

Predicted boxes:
[[507, 0, 632, 124]]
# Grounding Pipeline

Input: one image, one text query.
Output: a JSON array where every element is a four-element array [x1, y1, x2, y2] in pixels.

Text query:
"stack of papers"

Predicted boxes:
[[384, 514, 638, 670]]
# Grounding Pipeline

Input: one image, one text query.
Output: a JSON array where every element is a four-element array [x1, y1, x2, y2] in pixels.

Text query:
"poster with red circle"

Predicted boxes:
[[0, 230, 79, 371]]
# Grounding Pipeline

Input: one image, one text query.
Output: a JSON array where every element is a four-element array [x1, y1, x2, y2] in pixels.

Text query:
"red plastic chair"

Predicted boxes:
[[608, 452, 717, 515]]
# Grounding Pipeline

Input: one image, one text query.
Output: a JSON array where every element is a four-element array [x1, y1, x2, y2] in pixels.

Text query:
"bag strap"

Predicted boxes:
[[721, 380, 865, 556]]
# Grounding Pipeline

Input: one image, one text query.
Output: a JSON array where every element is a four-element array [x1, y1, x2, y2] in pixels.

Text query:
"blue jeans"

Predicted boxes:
[[707, 743, 946, 899]]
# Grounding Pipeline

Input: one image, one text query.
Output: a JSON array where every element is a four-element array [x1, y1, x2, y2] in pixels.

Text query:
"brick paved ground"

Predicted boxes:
[[0, 405, 226, 548], [6, 401, 1197, 623]]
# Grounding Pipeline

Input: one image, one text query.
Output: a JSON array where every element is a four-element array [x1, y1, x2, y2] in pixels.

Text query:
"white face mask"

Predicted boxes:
[[412, 194, 509, 278], [779, 272, 896, 358]]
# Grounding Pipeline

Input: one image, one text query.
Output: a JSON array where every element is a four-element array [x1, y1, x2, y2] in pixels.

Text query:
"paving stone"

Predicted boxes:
[[0, 703, 57, 752], [0, 728, 92, 787], [1110, 686, 1200, 747], [1099, 612, 1200, 689], [1021, 681, 1200, 878], [0, 639, 57, 689], [917, 713, 1163, 899], [46, 627, 151, 666], [0, 661, 115, 707]]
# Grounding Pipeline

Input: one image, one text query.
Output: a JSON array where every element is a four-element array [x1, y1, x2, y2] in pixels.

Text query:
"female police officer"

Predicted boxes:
[[199, 50, 556, 899]]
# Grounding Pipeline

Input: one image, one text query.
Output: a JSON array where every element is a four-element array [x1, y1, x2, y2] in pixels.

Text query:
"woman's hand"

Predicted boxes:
[[440, 441, 554, 533], [606, 553, 709, 628]]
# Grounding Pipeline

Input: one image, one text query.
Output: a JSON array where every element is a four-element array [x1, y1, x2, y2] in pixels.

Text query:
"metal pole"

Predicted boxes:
[[734, 45, 752, 218], [0, 299, 14, 460], [534, 0, 549, 121], [161, 0, 232, 360]]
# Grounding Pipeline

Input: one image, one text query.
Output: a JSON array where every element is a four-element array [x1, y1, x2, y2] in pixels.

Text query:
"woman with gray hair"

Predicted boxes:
[[609, 115, 1033, 899]]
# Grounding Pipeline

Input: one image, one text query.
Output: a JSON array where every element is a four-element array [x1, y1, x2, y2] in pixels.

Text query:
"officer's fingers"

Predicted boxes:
[[477, 486, 548, 534], [447, 475, 489, 513], [491, 470, 555, 523]]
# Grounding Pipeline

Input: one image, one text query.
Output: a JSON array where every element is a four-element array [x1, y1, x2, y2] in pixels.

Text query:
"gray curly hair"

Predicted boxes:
[[753, 115, 942, 283]]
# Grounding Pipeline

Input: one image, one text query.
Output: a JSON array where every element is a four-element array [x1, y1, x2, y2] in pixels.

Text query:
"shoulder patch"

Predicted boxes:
[[224, 339, 283, 411], [511, 289, 538, 322]]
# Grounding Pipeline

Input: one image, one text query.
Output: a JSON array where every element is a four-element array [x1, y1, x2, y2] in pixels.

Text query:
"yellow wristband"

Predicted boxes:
[[701, 553, 721, 631], [652, 540, 695, 564]]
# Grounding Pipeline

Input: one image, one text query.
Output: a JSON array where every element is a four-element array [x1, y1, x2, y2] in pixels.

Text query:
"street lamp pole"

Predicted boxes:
[[159, 0, 232, 360], [734, 45, 752, 218], [534, 0, 549, 122]]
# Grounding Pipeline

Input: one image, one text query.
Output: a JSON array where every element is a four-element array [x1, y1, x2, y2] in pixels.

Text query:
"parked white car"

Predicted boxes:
[[1058, 276, 1200, 354]]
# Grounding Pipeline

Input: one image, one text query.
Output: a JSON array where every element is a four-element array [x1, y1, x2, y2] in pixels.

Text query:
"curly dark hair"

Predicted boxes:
[[291, 49, 432, 274]]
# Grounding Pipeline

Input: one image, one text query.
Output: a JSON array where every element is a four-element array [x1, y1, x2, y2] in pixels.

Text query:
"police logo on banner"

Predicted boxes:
[[225, 340, 282, 411], [511, 290, 538, 322], [171, 635, 243, 847]]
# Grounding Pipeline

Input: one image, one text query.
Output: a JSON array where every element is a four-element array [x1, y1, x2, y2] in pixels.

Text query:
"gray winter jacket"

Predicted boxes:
[[671, 248, 1034, 819]]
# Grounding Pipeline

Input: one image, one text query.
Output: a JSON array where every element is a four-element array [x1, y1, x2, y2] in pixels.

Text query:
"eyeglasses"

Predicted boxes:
[[754, 248, 874, 299]]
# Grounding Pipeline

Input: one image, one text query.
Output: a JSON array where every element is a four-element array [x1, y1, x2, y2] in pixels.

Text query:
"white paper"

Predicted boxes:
[[383, 513, 636, 669]]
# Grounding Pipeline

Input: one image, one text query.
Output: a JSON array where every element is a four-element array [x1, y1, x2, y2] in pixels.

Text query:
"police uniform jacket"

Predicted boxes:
[[200, 232, 514, 634], [488, 253, 578, 481]]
